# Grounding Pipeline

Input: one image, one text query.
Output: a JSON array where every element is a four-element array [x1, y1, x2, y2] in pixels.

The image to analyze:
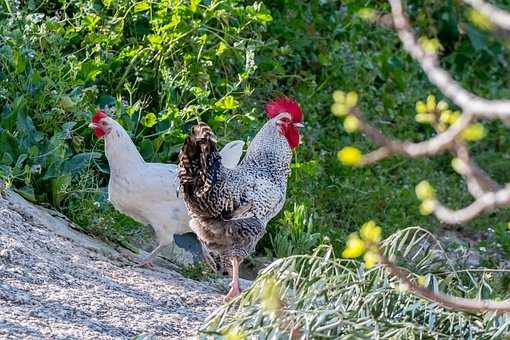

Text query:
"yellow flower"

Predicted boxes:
[[337, 146, 363, 166], [345, 91, 359, 108], [418, 37, 442, 54], [331, 103, 348, 117], [468, 9, 494, 31], [415, 180, 435, 201], [415, 101, 427, 114], [462, 124, 486, 141], [437, 100, 448, 112], [333, 90, 346, 103], [439, 110, 452, 123], [360, 220, 382, 244], [419, 199, 437, 215], [417, 275, 427, 287], [451, 158, 466, 174], [343, 115, 360, 133], [358, 8, 376, 22], [448, 111, 461, 125], [261, 277, 281, 315], [342, 233, 365, 258], [364, 251, 379, 269], [415, 113, 432, 124], [426, 95, 436, 112], [224, 327, 247, 340]]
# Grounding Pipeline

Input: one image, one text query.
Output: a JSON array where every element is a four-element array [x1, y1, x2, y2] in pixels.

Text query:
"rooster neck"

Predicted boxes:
[[104, 122, 145, 175], [241, 122, 293, 175]]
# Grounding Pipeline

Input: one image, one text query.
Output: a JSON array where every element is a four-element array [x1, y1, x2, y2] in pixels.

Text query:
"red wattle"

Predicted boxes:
[[285, 126, 300, 149]]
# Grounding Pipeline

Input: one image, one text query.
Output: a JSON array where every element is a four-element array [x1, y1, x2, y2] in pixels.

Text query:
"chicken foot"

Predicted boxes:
[[135, 242, 170, 267], [224, 257, 242, 302]]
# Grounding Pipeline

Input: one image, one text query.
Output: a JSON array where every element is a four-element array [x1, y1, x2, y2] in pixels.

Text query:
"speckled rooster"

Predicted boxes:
[[178, 97, 303, 301]]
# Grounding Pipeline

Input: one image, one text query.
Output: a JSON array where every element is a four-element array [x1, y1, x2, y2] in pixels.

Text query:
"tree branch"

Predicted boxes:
[[430, 185, 510, 224], [388, 0, 510, 119], [463, 0, 510, 30], [379, 253, 510, 313], [349, 109, 474, 165]]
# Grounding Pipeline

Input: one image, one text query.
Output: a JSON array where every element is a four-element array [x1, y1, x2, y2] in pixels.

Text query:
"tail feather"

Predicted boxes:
[[178, 123, 221, 199]]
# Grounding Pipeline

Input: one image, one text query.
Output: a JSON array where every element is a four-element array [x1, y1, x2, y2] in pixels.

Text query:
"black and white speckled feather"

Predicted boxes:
[[178, 117, 292, 263]]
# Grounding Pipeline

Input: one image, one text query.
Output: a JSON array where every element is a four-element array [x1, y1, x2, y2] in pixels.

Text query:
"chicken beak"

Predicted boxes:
[[293, 122, 304, 128], [88, 123, 98, 129]]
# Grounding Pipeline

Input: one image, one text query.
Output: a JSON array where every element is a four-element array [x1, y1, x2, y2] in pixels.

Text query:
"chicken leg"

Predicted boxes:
[[224, 257, 241, 302]]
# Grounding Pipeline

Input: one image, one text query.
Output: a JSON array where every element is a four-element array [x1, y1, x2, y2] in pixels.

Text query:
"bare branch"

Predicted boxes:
[[388, 0, 510, 119], [379, 253, 510, 312], [430, 185, 510, 224], [451, 141, 501, 196], [463, 0, 510, 30], [349, 109, 474, 165]]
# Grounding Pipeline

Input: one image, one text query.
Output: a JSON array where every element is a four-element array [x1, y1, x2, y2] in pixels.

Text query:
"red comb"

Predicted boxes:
[[92, 111, 108, 123], [265, 97, 303, 123]]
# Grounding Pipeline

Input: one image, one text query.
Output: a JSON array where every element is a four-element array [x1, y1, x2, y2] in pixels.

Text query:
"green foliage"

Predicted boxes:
[[202, 228, 510, 338], [1, 0, 510, 255], [0, 0, 272, 241], [265, 203, 321, 258]]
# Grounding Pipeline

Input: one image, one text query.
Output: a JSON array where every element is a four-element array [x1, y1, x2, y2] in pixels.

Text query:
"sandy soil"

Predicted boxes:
[[0, 189, 222, 339]]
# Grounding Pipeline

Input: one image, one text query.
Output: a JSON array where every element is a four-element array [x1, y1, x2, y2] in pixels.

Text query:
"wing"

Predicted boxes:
[[219, 140, 244, 169], [220, 175, 286, 223], [136, 163, 179, 201]]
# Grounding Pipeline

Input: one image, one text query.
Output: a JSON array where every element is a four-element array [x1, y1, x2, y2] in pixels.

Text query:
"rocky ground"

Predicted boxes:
[[0, 188, 226, 339]]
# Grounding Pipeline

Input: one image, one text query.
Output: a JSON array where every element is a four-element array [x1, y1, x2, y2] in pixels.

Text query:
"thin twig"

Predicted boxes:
[[379, 253, 510, 313]]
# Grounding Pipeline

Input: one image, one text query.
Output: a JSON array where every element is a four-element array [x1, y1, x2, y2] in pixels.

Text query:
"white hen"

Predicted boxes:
[[89, 111, 244, 266]]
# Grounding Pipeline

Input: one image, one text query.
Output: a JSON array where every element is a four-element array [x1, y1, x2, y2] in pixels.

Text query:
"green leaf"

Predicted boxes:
[[148, 34, 164, 48], [79, 61, 102, 81], [0, 165, 13, 179], [142, 113, 158, 127], [190, 0, 200, 12], [82, 14, 101, 31], [62, 152, 101, 175], [0, 130, 18, 160], [13, 50, 26, 74], [14, 186, 36, 202], [97, 95, 116, 109], [215, 95, 239, 111], [134, 2, 150, 13], [256, 13, 272, 23]]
